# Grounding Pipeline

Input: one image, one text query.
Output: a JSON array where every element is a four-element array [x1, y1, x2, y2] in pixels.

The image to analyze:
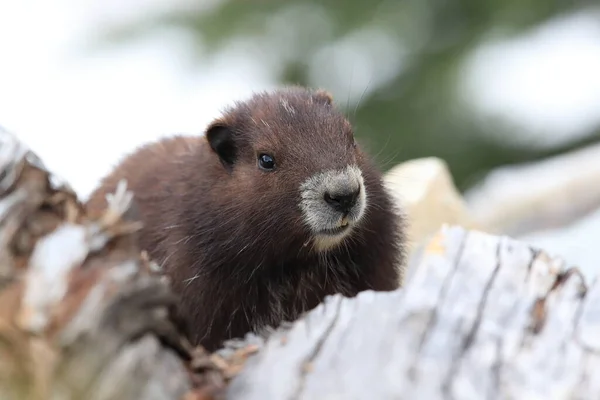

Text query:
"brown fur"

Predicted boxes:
[[86, 86, 406, 351]]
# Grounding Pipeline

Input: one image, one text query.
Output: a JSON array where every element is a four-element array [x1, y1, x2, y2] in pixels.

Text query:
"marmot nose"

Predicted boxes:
[[324, 187, 360, 214]]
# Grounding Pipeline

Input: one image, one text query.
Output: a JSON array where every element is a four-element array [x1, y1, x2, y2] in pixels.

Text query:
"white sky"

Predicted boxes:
[[0, 0, 274, 199], [1, 1, 600, 199]]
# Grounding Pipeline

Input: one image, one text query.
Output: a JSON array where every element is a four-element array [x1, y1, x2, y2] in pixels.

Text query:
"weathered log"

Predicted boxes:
[[0, 126, 256, 400], [225, 225, 598, 399], [465, 141, 600, 236]]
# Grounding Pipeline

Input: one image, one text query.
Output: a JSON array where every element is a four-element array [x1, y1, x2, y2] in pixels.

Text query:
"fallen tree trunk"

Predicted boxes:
[[0, 125, 598, 399], [225, 228, 598, 399]]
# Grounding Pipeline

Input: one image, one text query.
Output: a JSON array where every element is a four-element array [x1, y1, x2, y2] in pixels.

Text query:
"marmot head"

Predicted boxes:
[[205, 86, 370, 253]]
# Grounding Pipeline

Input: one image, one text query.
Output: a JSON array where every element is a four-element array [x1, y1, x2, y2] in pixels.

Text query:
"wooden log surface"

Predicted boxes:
[[1, 124, 599, 400], [225, 226, 599, 399]]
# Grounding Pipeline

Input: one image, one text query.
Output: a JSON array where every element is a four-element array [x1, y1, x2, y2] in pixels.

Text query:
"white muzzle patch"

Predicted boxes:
[[299, 164, 367, 251]]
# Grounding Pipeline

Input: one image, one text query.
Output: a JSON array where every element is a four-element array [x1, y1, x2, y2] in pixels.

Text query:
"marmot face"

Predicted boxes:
[[206, 86, 369, 254]]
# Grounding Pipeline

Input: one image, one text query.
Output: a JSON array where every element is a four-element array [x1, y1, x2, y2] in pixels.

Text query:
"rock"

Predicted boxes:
[[383, 157, 481, 258]]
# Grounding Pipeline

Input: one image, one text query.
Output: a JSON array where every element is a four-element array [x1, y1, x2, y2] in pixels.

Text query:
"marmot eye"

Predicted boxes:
[[258, 153, 275, 170]]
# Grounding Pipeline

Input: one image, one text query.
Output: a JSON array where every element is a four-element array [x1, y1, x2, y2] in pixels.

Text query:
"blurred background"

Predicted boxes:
[[1, 0, 600, 272]]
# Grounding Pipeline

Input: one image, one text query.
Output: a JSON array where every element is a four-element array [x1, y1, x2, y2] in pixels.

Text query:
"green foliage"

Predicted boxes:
[[98, 0, 599, 190]]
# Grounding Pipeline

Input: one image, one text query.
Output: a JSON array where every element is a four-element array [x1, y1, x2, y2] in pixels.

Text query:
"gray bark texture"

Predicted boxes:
[[0, 125, 597, 400], [226, 227, 598, 400]]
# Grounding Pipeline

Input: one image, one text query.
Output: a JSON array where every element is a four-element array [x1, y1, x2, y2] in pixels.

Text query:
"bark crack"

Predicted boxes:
[[527, 266, 588, 337], [289, 296, 343, 400], [572, 273, 595, 355], [490, 336, 503, 400], [407, 229, 468, 382], [524, 247, 541, 283], [442, 239, 503, 399]]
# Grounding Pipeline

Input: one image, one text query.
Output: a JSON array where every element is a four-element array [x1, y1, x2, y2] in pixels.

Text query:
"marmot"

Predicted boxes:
[[86, 86, 406, 351]]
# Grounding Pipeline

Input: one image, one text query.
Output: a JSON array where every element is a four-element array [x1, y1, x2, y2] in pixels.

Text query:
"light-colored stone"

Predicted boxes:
[[384, 157, 481, 257]]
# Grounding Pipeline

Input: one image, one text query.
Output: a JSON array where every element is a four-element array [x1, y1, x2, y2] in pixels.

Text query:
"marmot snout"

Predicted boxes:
[[299, 165, 367, 251]]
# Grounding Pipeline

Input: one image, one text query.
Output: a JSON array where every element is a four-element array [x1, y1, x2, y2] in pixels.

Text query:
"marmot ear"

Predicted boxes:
[[312, 89, 333, 106], [206, 120, 237, 168]]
